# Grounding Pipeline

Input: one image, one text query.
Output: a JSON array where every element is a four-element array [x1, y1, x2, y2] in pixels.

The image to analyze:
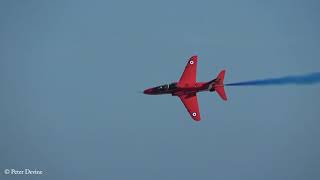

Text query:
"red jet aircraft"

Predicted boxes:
[[144, 55, 227, 121]]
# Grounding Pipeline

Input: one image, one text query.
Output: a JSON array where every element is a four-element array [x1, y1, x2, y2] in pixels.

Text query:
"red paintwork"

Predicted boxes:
[[178, 56, 198, 87], [144, 55, 227, 121]]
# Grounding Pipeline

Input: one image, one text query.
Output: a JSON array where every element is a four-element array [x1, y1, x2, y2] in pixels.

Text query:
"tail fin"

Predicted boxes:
[[215, 70, 228, 101]]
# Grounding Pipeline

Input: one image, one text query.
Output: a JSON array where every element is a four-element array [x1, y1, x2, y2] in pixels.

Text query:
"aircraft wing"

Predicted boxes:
[[178, 56, 198, 87], [178, 93, 201, 121]]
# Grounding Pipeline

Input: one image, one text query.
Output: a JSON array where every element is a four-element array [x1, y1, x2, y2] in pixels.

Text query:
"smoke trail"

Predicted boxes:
[[226, 72, 320, 86]]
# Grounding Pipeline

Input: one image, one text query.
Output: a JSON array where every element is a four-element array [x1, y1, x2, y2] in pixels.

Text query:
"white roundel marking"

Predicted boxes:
[[192, 112, 197, 117], [189, 60, 194, 65]]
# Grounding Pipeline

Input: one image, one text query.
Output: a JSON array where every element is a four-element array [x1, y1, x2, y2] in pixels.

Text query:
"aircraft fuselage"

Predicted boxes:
[[144, 81, 218, 96]]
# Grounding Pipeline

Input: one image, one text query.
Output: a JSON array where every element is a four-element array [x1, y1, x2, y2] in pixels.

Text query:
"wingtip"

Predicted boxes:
[[192, 117, 201, 121], [191, 55, 198, 59], [192, 114, 201, 121]]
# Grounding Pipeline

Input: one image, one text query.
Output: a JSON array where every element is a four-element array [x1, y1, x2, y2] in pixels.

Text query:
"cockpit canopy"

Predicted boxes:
[[155, 83, 178, 92]]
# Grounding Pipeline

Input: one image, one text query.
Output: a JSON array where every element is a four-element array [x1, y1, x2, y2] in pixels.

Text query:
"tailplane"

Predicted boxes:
[[213, 70, 228, 101]]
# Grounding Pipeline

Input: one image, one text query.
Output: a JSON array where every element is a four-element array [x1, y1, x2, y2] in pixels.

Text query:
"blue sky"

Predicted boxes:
[[1, 0, 320, 179]]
